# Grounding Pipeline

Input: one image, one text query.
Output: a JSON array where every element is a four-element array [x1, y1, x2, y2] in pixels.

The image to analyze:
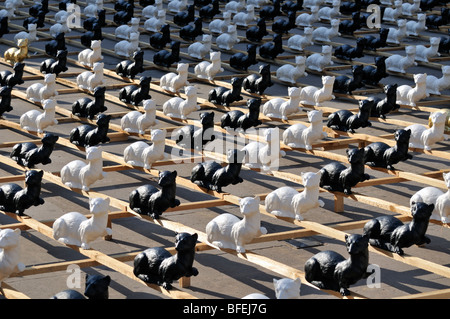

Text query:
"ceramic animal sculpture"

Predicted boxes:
[[69, 114, 111, 147], [243, 277, 301, 299], [113, 5, 134, 25], [40, 49, 68, 76], [188, 34, 212, 59], [128, 170, 180, 219], [23, 10, 45, 29], [368, 84, 400, 119], [281, 0, 302, 12], [283, 110, 327, 149], [364, 129, 413, 170], [438, 35, 450, 55], [276, 56, 307, 84], [229, 44, 258, 71], [76, 62, 104, 92], [84, 0, 103, 18], [410, 184, 445, 223], [426, 65, 450, 95], [334, 37, 367, 61], [247, 0, 270, 7], [168, 0, 188, 13], [45, 32, 67, 57], [53, 197, 112, 249], [263, 86, 302, 120], [0, 86, 12, 117], [402, 0, 421, 16], [364, 28, 389, 51], [144, 9, 165, 32], [363, 202, 434, 255], [242, 64, 273, 95], [383, 0, 402, 22], [124, 129, 166, 169], [115, 50, 144, 80], [327, 99, 374, 133], [208, 76, 244, 107], [173, 4, 194, 26], [14, 23, 38, 44], [396, 73, 428, 107], [71, 86, 107, 120], [225, 0, 245, 13], [0, 228, 25, 283], [304, 233, 370, 296], [163, 85, 199, 119], [194, 51, 224, 81], [199, 0, 220, 20], [312, 18, 341, 42], [405, 111, 447, 150], [233, 5, 255, 26], [119, 76, 152, 106], [259, 33, 284, 60], [216, 24, 239, 51], [415, 37, 440, 62], [115, 17, 140, 40], [26, 74, 58, 103], [175, 111, 216, 150], [20, 98, 58, 133], [260, 0, 281, 19], [220, 98, 262, 132], [0, 15, 8, 37], [426, 7, 449, 29], [318, 0, 340, 20], [272, 10, 296, 34], [246, 17, 268, 42], [265, 171, 324, 221], [406, 13, 427, 36], [4, 38, 28, 65], [306, 45, 333, 72], [319, 147, 370, 195], [80, 24, 103, 48], [0, 169, 44, 216], [159, 63, 189, 93], [149, 24, 171, 50], [142, 0, 163, 18], [83, 9, 107, 29], [190, 149, 245, 192], [295, 5, 319, 27], [206, 196, 267, 253], [0, 1, 16, 18], [361, 56, 389, 86], [434, 172, 450, 224], [114, 32, 140, 58], [209, 11, 231, 33], [51, 274, 111, 299], [339, 11, 360, 35], [121, 99, 157, 134], [333, 64, 364, 95], [10, 133, 59, 168], [153, 41, 181, 67], [385, 45, 417, 74], [287, 27, 314, 51], [387, 19, 407, 45], [60, 146, 106, 191], [50, 18, 71, 38], [241, 127, 285, 172], [133, 232, 198, 290], [0, 62, 24, 88], [179, 17, 203, 42], [78, 40, 103, 68], [299, 75, 335, 107]]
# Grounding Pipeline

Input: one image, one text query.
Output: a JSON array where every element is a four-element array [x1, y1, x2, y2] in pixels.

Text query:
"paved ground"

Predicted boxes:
[[0, 0, 448, 304]]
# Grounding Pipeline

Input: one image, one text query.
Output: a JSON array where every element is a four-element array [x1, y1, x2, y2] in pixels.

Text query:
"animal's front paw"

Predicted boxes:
[[16, 262, 25, 273], [318, 199, 325, 207], [162, 282, 173, 290], [236, 246, 246, 254], [343, 189, 352, 195], [260, 227, 268, 235], [191, 267, 199, 277], [340, 287, 350, 296], [81, 243, 91, 250]]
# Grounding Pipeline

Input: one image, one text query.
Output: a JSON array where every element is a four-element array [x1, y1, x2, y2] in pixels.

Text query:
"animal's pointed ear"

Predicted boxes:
[[345, 148, 350, 155], [345, 234, 349, 241], [14, 228, 21, 235], [171, 170, 178, 177], [273, 278, 278, 286], [38, 170, 44, 177], [191, 233, 198, 241], [254, 196, 260, 202]]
